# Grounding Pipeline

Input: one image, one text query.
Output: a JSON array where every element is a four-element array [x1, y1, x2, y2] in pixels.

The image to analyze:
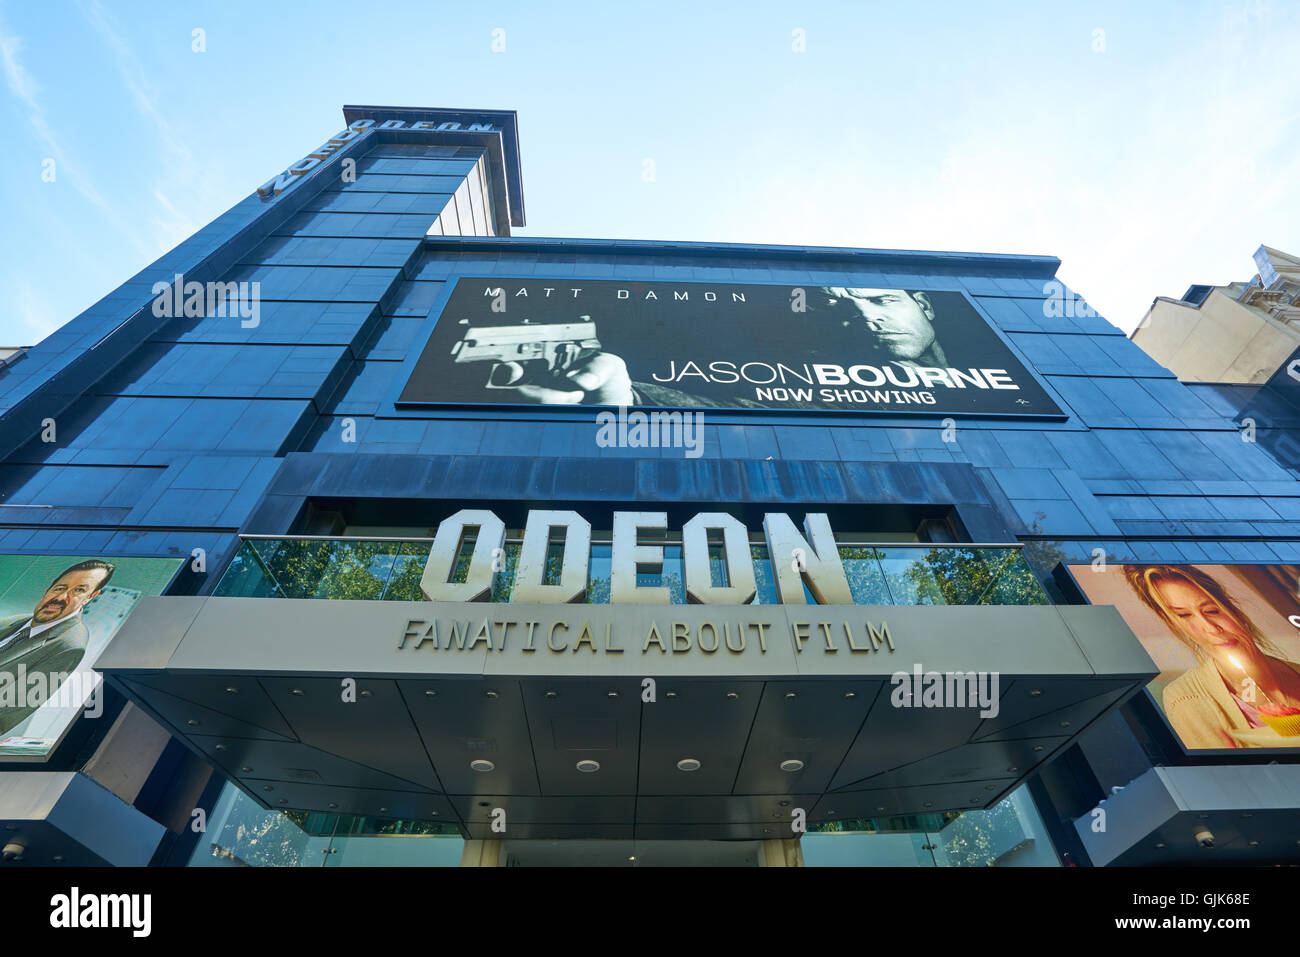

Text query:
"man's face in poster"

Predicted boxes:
[[32, 568, 108, 624], [823, 287, 937, 362]]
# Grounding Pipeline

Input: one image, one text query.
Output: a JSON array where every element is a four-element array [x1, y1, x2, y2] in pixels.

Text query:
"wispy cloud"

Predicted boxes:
[[79, 0, 201, 248], [0, 10, 152, 258]]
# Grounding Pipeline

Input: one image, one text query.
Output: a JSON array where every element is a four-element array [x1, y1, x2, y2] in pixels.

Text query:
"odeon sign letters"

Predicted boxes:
[[257, 117, 498, 200], [421, 509, 862, 607]]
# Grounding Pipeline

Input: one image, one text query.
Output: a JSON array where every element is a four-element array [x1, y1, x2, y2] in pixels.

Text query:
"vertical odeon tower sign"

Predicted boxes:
[[421, 509, 854, 605], [256, 116, 498, 200]]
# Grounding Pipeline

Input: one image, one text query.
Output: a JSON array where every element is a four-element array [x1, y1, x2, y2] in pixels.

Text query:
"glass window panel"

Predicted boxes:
[[383, 542, 433, 600], [838, 546, 892, 604], [311, 540, 398, 600], [750, 546, 779, 604], [708, 539, 729, 589], [215, 539, 1046, 608], [212, 543, 280, 597], [489, 541, 521, 602], [250, 538, 334, 599], [587, 543, 611, 604], [972, 549, 1051, 605], [877, 548, 948, 605]]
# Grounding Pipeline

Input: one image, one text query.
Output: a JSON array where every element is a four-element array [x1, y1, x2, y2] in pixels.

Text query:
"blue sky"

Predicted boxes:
[[1, 0, 1296, 345]]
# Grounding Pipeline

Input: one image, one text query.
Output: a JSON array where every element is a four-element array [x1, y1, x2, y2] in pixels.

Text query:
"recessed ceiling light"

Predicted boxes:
[[225, 687, 239, 694], [627, 855, 636, 861], [607, 691, 619, 698], [470, 759, 495, 772], [484, 690, 498, 699], [843, 691, 856, 698], [186, 719, 200, 726], [360, 689, 372, 697], [425, 689, 438, 696], [676, 758, 701, 772], [239, 766, 252, 773], [778, 800, 791, 807], [780, 759, 804, 772], [290, 689, 304, 696], [576, 759, 601, 773], [262, 785, 273, 792], [784, 691, 797, 699], [1007, 767, 1019, 773], [666, 691, 678, 698], [1059, 721, 1070, 728], [545, 691, 557, 699], [725, 692, 739, 700]]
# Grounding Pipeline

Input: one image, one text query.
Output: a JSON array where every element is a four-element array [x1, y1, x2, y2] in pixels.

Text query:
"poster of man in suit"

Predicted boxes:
[[0, 554, 181, 757]]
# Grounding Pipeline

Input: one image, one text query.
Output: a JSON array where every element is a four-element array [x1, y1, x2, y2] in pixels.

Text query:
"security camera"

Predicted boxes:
[[1194, 827, 1215, 848], [2, 842, 25, 862]]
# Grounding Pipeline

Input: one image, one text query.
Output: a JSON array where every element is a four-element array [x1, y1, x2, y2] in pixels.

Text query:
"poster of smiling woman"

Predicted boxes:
[[0, 554, 182, 758], [1068, 563, 1300, 751]]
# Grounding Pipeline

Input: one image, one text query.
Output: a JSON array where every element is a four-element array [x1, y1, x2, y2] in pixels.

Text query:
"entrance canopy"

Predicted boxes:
[[98, 597, 1155, 840]]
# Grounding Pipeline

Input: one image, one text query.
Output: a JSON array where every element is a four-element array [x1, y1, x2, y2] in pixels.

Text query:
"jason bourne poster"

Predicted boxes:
[[398, 278, 1063, 416]]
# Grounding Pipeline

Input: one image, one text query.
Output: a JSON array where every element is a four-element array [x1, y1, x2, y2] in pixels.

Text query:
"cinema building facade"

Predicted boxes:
[[0, 106, 1298, 868]]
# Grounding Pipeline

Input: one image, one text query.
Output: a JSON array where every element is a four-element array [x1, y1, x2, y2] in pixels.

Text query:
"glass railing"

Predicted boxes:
[[213, 537, 1050, 606]]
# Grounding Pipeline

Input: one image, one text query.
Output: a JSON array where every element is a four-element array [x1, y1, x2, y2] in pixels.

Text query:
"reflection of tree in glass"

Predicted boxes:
[[489, 543, 522, 602], [1018, 511, 1067, 589], [587, 575, 611, 604], [937, 797, 1020, 867], [211, 790, 313, 866], [383, 544, 434, 600], [839, 547, 892, 604], [246, 539, 406, 601], [903, 548, 1049, 606]]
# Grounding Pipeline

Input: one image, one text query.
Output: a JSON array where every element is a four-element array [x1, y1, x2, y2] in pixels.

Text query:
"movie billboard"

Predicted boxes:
[[1068, 563, 1300, 751], [398, 279, 1063, 416], [0, 554, 182, 758]]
